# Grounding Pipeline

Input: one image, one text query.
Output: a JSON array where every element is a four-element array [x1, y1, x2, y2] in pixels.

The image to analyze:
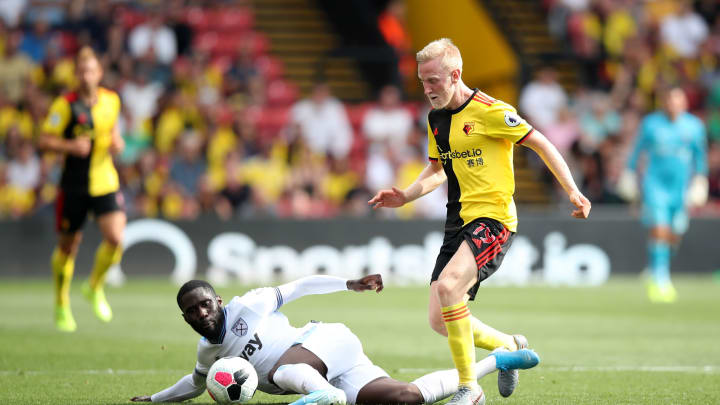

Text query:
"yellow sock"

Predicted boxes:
[[51, 248, 75, 307], [442, 302, 476, 387], [89, 241, 122, 290], [470, 316, 517, 351]]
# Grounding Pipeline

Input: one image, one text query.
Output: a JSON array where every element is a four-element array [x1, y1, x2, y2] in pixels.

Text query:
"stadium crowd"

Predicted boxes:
[[1, 0, 719, 222], [539, 0, 720, 211]]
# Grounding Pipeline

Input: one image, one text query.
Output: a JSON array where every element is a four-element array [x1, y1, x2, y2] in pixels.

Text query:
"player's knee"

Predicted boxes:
[[428, 312, 447, 336], [59, 234, 82, 255], [390, 385, 424, 404], [104, 232, 123, 247], [435, 278, 458, 302]]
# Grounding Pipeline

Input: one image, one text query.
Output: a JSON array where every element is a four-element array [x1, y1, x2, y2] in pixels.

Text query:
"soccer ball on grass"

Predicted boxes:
[[206, 357, 258, 404]]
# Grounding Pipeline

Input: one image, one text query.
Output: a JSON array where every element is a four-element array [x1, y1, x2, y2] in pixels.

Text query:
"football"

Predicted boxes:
[[206, 357, 259, 404]]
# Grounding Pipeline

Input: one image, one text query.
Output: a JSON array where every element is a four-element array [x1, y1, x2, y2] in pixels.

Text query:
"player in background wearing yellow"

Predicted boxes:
[[369, 38, 591, 405], [37, 46, 125, 332]]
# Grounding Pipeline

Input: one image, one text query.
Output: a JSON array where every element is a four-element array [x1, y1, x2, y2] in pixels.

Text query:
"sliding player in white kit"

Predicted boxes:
[[130, 275, 538, 404]]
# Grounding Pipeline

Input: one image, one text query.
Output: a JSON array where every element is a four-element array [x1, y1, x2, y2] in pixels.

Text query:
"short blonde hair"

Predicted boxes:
[[76, 46, 99, 65], [416, 38, 463, 73]]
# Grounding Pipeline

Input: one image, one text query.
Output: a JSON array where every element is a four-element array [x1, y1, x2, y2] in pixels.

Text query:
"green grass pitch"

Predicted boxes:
[[1, 276, 719, 404]]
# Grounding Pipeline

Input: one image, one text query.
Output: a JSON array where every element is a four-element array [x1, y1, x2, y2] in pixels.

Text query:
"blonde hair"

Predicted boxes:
[[76, 46, 99, 65], [416, 38, 463, 73]]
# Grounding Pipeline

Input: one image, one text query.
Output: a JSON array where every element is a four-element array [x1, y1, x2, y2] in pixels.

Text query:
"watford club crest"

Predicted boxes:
[[463, 122, 475, 135]]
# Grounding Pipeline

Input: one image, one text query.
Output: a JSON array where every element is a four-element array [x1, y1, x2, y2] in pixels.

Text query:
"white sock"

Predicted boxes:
[[273, 363, 335, 394], [411, 356, 498, 403]]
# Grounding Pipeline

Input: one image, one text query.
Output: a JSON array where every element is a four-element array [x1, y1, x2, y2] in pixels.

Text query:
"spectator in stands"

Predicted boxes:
[[215, 151, 253, 220], [289, 81, 353, 159], [362, 84, 413, 155], [708, 142, 720, 208], [660, 0, 709, 59], [519, 66, 568, 132], [3, 138, 40, 217], [0, 30, 34, 104], [169, 131, 206, 199], [543, 106, 580, 157], [166, 0, 193, 57], [120, 62, 164, 136], [19, 17, 56, 63], [128, 8, 177, 65], [377, 0, 414, 86], [578, 92, 622, 151], [0, 0, 26, 29]]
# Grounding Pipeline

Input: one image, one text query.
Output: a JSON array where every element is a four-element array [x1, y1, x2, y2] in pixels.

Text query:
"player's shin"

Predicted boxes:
[[89, 241, 122, 290], [51, 247, 75, 307], [442, 303, 477, 388], [471, 317, 517, 351], [648, 240, 671, 286]]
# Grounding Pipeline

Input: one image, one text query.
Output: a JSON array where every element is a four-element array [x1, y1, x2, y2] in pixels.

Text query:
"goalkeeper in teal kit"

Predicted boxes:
[[618, 87, 708, 303]]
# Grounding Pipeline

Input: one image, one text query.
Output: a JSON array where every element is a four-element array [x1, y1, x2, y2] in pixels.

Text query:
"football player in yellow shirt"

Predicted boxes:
[[369, 38, 591, 405], [37, 47, 125, 332]]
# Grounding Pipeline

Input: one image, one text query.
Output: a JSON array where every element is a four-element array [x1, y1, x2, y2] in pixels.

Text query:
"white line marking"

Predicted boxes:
[[0, 369, 188, 376], [397, 365, 720, 374], [3, 365, 720, 377]]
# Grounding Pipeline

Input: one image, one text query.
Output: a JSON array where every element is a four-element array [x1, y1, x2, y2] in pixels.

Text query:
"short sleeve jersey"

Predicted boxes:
[[194, 288, 310, 395], [42, 88, 121, 196], [427, 89, 533, 232]]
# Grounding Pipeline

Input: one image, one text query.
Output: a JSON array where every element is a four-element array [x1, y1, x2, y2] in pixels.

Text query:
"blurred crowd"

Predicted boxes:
[[3, 0, 720, 222], [0, 0, 444, 221], [535, 0, 720, 211]]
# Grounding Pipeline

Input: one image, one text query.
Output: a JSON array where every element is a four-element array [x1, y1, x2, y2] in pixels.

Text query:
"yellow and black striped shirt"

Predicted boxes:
[[427, 89, 533, 232], [42, 87, 121, 196]]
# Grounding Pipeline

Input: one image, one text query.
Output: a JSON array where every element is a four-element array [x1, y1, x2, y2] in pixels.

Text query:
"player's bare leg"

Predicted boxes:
[[434, 241, 486, 404], [83, 210, 126, 322], [355, 349, 539, 404], [647, 226, 677, 303], [355, 377, 424, 405], [53, 231, 82, 332], [434, 241, 527, 401]]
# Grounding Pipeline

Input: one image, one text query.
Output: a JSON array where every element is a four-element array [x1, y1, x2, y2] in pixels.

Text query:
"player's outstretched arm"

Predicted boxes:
[[131, 372, 206, 402], [276, 274, 384, 307], [521, 130, 591, 219], [369, 160, 445, 209]]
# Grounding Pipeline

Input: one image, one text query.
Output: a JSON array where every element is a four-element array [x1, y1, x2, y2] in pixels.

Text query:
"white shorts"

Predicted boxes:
[[296, 322, 389, 404]]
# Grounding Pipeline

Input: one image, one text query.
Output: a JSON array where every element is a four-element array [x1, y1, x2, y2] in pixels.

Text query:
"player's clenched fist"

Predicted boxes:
[[347, 274, 384, 293], [368, 187, 407, 209], [569, 191, 591, 219]]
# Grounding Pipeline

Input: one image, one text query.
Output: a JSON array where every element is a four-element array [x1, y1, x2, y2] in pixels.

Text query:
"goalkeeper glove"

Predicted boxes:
[[616, 169, 639, 202], [687, 175, 709, 207]]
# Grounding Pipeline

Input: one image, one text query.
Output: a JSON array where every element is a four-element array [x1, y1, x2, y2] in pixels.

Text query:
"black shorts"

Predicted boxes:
[[431, 217, 515, 300], [55, 190, 124, 233]]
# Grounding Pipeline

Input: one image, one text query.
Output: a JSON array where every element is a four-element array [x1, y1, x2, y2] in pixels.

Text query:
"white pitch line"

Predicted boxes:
[[3, 365, 720, 377], [397, 365, 720, 374], [0, 369, 188, 376]]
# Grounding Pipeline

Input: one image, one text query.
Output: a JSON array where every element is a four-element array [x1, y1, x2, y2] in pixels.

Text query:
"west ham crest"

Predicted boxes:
[[231, 317, 248, 337]]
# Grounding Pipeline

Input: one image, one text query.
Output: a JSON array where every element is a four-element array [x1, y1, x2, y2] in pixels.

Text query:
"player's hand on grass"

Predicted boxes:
[[368, 187, 406, 209], [569, 190, 591, 219], [347, 274, 384, 293], [130, 395, 151, 402], [68, 137, 91, 157]]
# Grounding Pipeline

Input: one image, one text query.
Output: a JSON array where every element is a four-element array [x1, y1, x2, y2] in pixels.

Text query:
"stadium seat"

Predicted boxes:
[[266, 80, 298, 106]]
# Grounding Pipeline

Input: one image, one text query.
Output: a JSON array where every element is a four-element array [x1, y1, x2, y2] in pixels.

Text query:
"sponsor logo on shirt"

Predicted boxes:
[[239, 333, 263, 361], [438, 147, 483, 161]]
